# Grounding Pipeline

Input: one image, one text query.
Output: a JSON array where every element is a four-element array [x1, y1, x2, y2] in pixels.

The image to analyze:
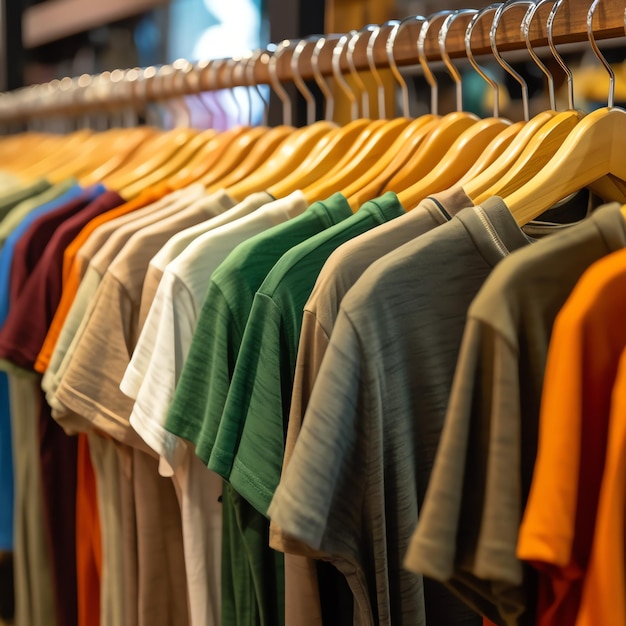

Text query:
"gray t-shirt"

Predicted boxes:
[[405, 202, 626, 626], [268, 198, 553, 626]]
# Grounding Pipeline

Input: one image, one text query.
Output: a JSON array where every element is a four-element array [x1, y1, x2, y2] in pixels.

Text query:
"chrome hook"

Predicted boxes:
[[387, 16, 425, 118], [367, 21, 399, 119], [332, 31, 359, 121], [465, 5, 501, 117], [418, 11, 453, 115], [312, 37, 335, 122], [491, 0, 531, 121], [547, 0, 575, 110], [587, 0, 614, 108], [348, 25, 377, 119], [291, 37, 318, 125], [268, 41, 293, 126], [522, 0, 557, 111], [439, 9, 476, 112]]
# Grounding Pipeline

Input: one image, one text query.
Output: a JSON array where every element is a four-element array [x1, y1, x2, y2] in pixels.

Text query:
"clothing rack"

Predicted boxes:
[[0, 0, 624, 122]]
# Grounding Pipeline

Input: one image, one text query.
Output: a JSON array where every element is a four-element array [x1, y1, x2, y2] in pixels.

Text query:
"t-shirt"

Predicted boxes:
[[8, 180, 82, 304], [268, 198, 557, 626], [123, 192, 305, 626], [574, 345, 626, 626], [0, 190, 124, 370], [165, 194, 353, 459], [123, 191, 305, 475], [0, 178, 51, 223], [54, 188, 235, 444], [138, 191, 273, 327], [218, 195, 406, 512], [405, 203, 626, 625], [516, 246, 626, 625], [274, 186, 479, 626], [0, 184, 91, 551], [34, 184, 172, 374], [41, 189, 208, 418], [164, 193, 352, 626]]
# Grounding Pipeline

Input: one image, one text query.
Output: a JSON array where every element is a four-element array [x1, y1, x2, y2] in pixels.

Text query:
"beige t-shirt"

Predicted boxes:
[[54, 190, 236, 443], [138, 191, 273, 332]]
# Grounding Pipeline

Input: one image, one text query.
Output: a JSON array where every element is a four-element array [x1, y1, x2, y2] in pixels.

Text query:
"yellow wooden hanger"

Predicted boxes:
[[459, 3, 552, 192], [48, 128, 154, 183], [503, 0, 626, 224], [205, 126, 294, 190], [226, 35, 386, 201], [302, 22, 449, 205], [387, 11, 500, 206], [103, 127, 201, 193], [16, 129, 93, 180], [265, 34, 387, 198], [80, 127, 161, 186], [465, 0, 584, 205]]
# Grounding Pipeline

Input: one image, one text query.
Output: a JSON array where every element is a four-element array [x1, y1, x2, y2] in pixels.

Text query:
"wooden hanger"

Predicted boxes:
[[225, 121, 336, 201], [345, 115, 440, 209], [384, 11, 505, 205], [465, 0, 583, 205], [80, 127, 162, 186], [503, 0, 626, 224], [49, 128, 156, 183], [205, 125, 294, 190], [505, 106, 626, 224], [397, 116, 511, 209], [457, 120, 525, 185], [16, 129, 93, 180], [472, 109, 581, 204]]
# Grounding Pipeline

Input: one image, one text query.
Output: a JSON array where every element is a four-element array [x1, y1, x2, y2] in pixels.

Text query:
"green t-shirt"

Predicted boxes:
[[165, 193, 353, 626], [213, 194, 406, 515], [0, 178, 51, 223], [165, 194, 352, 450]]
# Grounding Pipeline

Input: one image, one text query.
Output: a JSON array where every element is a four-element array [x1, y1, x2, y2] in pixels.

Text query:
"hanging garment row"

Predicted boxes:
[[0, 0, 625, 625]]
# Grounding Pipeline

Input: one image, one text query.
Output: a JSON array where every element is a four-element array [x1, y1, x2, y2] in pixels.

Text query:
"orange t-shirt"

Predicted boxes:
[[76, 432, 102, 626], [574, 346, 626, 626], [35, 183, 171, 373], [517, 247, 626, 625]]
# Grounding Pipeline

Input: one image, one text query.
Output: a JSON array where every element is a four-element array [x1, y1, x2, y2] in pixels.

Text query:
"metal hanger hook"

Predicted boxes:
[[439, 9, 476, 112], [547, 0, 575, 110], [492, 0, 531, 121], [418, 11, 453, 115], [522, 0, 557, 111], [587, 0, 614, 108], [465, 5, 500, 117], [312, 37, 334, 122], [245, 49, 269, 126], [347, 25, 377, 119], [291, 37, 319, 125], [368, 21, 398, 120], [387, 16, 425, 118], [332, 31, 359, 121], [268, 40, 293, 126]]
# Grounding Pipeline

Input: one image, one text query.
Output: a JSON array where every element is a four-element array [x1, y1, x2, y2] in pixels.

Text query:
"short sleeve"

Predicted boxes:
[[124, 272, 197, 474], [55, 273, 137, 443], [268, 309, 366, 554], [165, 281, 242, 453], [405, 316, 525, 611], [209, 293, 287, 515]]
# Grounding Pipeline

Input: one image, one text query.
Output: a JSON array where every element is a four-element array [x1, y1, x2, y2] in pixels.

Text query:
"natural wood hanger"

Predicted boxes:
[[503, 0, 626, 224]]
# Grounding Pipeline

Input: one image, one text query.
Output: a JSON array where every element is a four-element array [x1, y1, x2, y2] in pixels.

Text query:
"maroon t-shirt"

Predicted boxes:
[[0, 189, 123, 626], [0, 190, 124, 367]]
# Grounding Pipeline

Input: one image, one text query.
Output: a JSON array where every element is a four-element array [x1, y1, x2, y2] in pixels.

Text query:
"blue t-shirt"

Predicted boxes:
[[0, 183, 104, 549]]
